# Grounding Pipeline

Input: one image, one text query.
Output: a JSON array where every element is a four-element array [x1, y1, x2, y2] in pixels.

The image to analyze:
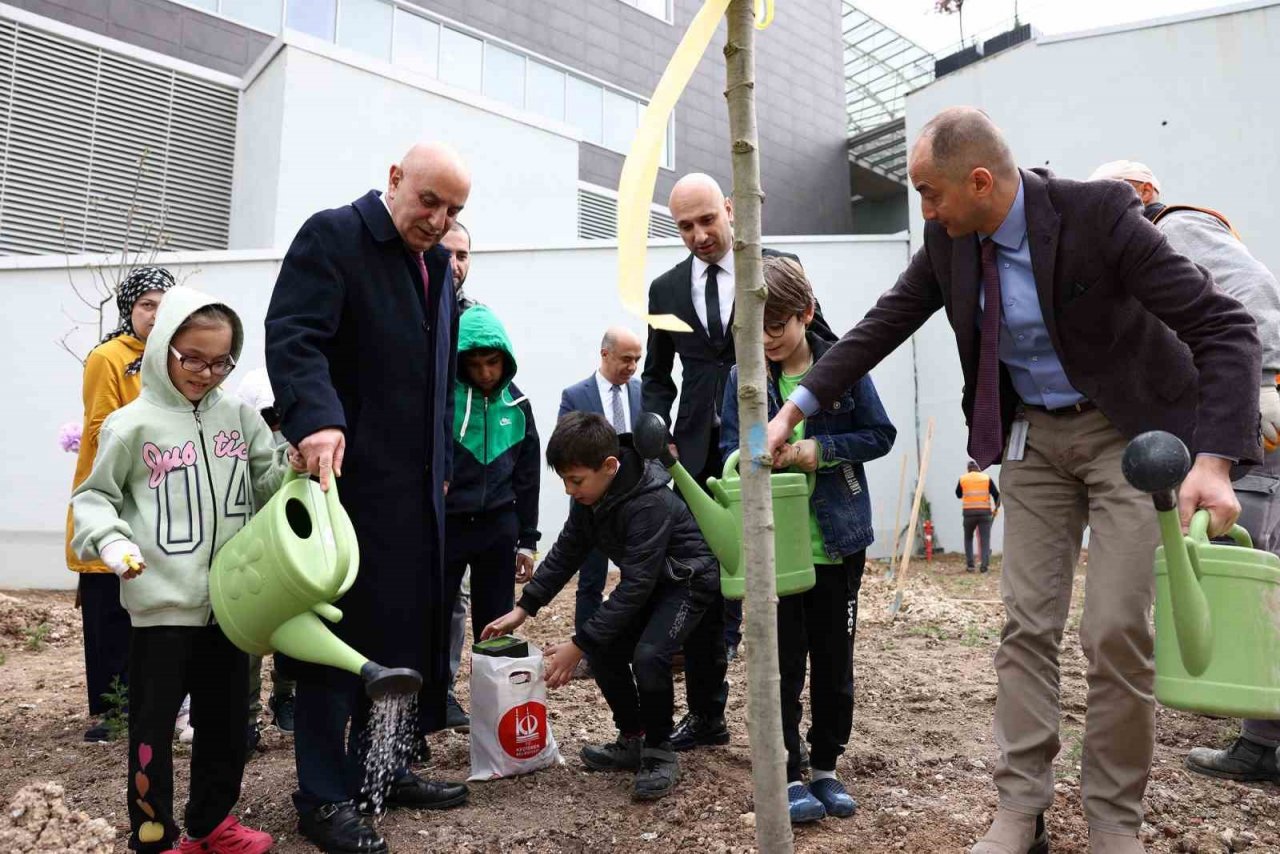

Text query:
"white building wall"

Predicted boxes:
[[230, 40, 584, 251], [3, 234, 933, 589], [902, 0, 1280, 561]]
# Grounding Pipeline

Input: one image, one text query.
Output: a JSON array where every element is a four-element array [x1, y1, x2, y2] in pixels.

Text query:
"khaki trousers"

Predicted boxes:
[[993, 408, 1159, 833]]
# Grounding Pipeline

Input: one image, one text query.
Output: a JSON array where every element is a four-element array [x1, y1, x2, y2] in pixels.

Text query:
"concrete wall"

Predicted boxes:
[[230, 42, 583, 250], [2, 0, 272, 75], [369, 0, 855, 234], [2, 234, 937, 589], [905, 1, 1280, 275], [901, 1, 1280, 560]]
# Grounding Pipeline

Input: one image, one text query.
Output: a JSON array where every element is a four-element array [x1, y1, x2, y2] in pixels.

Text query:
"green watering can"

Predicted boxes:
[[209, 469, 421, 699], [633, 412, 816, 600], [1122, 431, 1280, 718]]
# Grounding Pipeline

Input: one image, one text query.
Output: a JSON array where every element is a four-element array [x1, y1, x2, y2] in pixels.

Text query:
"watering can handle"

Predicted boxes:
[[284, 468, 356, 593], [1186, 509, 1254, 549], [722, 449, 817, 496]]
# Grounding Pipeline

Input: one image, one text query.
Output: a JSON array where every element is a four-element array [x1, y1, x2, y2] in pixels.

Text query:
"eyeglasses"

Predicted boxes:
[[170, 346, 236, 376], [763, 318, 792, 337]]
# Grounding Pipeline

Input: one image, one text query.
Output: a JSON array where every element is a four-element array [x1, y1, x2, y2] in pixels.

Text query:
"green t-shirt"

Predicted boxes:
[[777, 370, 840, 565]]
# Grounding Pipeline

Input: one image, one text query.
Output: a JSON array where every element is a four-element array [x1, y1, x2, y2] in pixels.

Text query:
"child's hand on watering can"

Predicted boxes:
[[482, 606, 528, 640], [789, 439, 821, 472], [544, 641, 583, 689], [515, 550, 535, 583]]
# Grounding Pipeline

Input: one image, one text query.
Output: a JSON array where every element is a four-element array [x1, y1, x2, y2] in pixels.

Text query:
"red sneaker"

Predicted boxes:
[[169, 815, 273, 854]]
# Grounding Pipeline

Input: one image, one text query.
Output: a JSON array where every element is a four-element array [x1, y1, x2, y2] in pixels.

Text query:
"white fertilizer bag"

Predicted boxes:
[[468, 642, 563, 780]]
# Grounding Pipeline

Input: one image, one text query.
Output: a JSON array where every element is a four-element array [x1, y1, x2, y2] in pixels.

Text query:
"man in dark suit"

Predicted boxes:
[[558, 326, 644, 659], [767, 109, 1259, 854], [266, 141, 471, 854]]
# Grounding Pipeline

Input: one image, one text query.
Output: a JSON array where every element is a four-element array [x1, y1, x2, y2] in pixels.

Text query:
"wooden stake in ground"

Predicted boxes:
[[724, 1, 792, 850], [890, 417, 935, 617], [886, 453, 908, 581]]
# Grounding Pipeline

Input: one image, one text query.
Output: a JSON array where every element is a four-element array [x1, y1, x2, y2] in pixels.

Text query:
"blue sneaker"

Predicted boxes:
[[809, 777, 857, 818], [787, 783, 826, 824]]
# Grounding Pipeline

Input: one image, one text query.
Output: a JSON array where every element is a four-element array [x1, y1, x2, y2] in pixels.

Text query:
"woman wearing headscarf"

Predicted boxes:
[[66, 266, 175, 742]]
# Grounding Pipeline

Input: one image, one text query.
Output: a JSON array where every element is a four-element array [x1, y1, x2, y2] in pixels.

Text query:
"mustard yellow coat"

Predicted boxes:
[[66, 335, 145, 573]]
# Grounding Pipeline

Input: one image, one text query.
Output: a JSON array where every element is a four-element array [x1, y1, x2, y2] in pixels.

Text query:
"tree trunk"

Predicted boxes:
[[723, 2, 793, 851]]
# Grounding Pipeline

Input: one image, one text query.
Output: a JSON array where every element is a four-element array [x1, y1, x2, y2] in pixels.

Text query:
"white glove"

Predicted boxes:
[[101, 540, 144, 578], [1261, 384, 1280, 449]]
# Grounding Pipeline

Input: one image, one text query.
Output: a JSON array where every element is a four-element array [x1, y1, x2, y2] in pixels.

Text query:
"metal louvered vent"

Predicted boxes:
[[577, 185, 679, 240], [0, 18, 238, 255]]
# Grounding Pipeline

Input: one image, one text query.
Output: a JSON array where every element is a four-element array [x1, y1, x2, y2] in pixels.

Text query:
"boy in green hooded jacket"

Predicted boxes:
[[444, 305, 541, 680]]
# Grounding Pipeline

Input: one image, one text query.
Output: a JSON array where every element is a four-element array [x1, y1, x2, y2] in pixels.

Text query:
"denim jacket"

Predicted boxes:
[[719, 332, 896, 559]]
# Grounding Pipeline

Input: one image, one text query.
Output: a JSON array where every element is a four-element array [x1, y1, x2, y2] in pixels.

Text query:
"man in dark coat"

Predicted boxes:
[[766, 108, 1259, 854], [266, 141, 471, 854]]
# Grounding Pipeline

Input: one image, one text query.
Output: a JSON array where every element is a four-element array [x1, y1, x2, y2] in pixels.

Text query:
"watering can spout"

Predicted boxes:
[[1122, 431, 1214, 676], [633, 413, 741, 574], [269, 610, 422, 698]]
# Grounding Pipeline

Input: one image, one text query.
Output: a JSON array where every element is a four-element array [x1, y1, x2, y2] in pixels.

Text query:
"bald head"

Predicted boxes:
[[668, 173, 734, 264], [914, 107, 1017, 182], [600, 326, 643, 386], [908, 107, 1020, 238], [386, 141, 472, 253]]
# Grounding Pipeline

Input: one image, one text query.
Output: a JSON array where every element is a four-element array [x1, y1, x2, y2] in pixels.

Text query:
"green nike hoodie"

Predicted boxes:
[[71, 286, 288, 627], [448, 305, 540, 549]]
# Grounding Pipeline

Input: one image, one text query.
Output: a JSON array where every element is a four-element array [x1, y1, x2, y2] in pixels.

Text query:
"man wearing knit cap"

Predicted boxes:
[[1090, 159, 1280, 783]]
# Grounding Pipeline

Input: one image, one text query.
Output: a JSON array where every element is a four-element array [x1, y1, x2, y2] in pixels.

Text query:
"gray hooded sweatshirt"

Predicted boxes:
[[72, 286, 287, 627]]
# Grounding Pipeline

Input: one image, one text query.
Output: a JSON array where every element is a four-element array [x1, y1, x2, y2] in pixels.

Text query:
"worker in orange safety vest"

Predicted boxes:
[[956, 460, 1000, 573]]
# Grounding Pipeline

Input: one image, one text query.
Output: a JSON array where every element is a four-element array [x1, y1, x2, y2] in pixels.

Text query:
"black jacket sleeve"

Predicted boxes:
[[989, 478, 1000, 507], [513, 398, 541, 549], [517, 506, 594, 615], [955, 480, 963, 499], [573, 497, 672, 654], [265, 215, 348, 445], [641, 278, 678, 427]]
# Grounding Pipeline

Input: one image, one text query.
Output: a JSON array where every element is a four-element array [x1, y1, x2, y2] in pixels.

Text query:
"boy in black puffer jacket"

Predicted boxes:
[[482, 412, 724, 801]]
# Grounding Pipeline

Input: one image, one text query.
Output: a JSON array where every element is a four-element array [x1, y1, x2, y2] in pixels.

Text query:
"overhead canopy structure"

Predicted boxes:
[[843, 2, 934, 191]]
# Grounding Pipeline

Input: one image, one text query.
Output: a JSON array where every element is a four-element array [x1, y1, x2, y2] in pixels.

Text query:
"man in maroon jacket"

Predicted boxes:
[[767, 108, 1260, 854]]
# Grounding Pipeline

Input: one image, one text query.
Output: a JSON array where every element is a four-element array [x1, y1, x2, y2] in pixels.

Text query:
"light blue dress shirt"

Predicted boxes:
[[789, 179, 1084, 418], [978, 178, 1084, 410]]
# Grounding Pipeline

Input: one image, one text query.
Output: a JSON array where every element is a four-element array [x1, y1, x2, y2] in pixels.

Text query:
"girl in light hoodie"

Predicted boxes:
[[73, 286, 300, 854]]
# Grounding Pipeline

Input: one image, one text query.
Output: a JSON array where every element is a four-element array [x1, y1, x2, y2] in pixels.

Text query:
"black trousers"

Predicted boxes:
[[444, 508, 519, 639], [589, 579, 719, 748], [963, 512, 994, 568], [292, 669, 373, 811], [778, 551, 865, 782], [79, 572, 131, 716], [127, 625, 250, 852], [574, 549, 609, 634]]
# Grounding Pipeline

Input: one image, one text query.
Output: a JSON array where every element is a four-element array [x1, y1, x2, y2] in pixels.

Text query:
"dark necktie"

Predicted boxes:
[[705, 263, 724, 347], [610, 384, 626, 432], [415, 252, 431, 306], [969, 239, 1004, 468]]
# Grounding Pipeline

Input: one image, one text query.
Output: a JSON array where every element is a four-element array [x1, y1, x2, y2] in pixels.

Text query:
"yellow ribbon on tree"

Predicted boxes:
[[616, 0, 774, 332]]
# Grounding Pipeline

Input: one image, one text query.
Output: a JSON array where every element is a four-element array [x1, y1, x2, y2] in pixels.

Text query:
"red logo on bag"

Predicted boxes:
[[498, 702, 547, 760]]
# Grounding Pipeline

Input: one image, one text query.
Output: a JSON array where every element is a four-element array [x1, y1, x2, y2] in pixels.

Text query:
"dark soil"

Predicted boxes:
[[1, 558, 1276, 853]]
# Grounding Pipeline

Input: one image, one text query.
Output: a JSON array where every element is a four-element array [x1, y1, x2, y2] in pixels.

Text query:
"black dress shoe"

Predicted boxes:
[[384, 771, 468, 810], [670, 712, 730, 752], [298, 801, 387, 854]]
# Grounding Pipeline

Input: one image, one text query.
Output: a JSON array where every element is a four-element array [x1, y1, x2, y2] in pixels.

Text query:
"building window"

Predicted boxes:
[[616, 0, 672, 23], [439, 26, 483, 91], [566, 75, 603, 146], [337, 0, 392, 60], [526, 60, 565, 121], [182, 0, 674, 168], [219, 0, 280, 33], [483, 43, 526, 109], [286, 0, 336, 41], [392, 8, 438, 76]]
